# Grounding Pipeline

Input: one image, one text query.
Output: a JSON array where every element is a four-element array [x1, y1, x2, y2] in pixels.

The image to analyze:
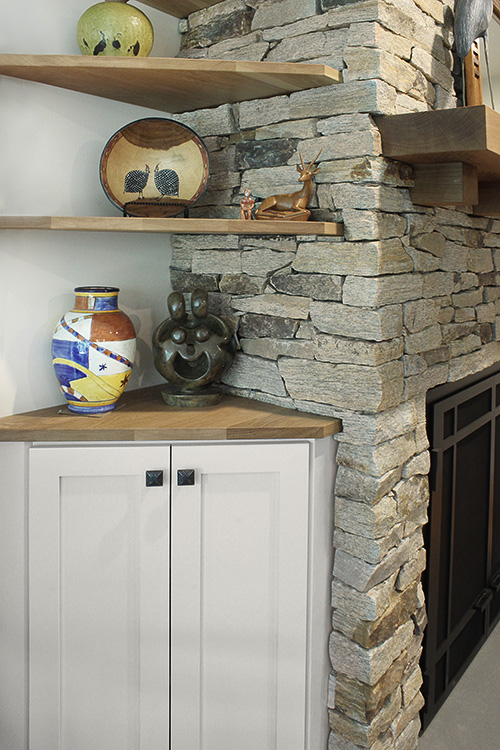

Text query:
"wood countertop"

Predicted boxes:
[[0, 386, 341, 443]]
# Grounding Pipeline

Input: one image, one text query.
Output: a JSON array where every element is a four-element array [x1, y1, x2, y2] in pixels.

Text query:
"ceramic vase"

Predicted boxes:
[[52, 286, 136, 414], [76, 1, 154, 57]]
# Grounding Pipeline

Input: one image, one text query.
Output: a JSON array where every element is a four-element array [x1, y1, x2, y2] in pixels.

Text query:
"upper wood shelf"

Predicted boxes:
[[0, 216, 343, 236], [140, 0, 223, 19], [0, 55, 342, 113], [374, 105, 500, 181], [0, 386, 342, 442]]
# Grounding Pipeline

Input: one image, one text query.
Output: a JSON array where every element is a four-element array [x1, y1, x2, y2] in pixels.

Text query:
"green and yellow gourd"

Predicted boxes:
[[77, 0, 153, 57]]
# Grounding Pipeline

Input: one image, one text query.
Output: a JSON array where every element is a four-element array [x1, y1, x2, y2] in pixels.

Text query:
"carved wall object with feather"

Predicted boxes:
[[454, 0, 495, 107]]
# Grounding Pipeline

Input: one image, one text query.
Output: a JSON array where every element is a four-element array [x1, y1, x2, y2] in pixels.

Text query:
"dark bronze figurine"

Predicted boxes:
[[152, 289, 236, 407]]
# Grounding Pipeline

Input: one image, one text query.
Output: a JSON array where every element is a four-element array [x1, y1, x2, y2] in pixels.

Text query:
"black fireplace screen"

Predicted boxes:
[[422, 368, 500, 729]]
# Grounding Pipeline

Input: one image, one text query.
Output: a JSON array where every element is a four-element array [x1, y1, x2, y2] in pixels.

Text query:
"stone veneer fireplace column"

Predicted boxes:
[[169, 0, 500, 747]]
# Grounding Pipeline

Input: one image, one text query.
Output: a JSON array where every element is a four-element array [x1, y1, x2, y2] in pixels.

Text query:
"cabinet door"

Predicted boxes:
[[170, 441, 310, 750], [29, 445, 171, 750]]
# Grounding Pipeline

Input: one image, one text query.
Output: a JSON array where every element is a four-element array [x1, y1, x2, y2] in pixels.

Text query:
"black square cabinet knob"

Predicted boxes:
[[177, 469, 195, 486], [145, 470, 164, 487]]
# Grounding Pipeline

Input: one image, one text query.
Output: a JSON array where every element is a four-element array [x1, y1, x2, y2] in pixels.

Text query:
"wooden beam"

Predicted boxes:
[[374, 106, 500, 182], [411, 162, 478, 206], [473, 182, 500, 216], [376, 106, 488, 161]]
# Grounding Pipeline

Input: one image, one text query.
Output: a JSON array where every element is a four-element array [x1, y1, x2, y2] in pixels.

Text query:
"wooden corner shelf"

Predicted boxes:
[[0, 55, 341, 113], [0, 216, 343, 236], [374, 105, 500, 215], [0, 386, 342, 442], [140, 0, 224, 18], [0, 55, 342, 237]]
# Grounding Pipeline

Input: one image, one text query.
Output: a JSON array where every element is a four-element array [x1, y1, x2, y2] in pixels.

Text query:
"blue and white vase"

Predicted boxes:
[[52, 286, 136, 414]]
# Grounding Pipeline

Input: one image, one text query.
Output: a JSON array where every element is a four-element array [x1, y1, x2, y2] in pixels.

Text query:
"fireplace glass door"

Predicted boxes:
[[422, 368, 500, 728]]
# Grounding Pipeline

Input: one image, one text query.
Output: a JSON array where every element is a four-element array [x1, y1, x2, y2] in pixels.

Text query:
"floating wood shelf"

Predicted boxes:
[[375, 105, 500, 215], [0, 386, 342, 442], [0, 216, 343, 236], [140, 0, 223, 18], [0, 55, 342, 113]]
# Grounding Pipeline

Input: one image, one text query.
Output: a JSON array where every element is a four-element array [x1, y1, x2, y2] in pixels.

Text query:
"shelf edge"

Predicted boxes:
[[0, 216, 344, 236], [139, 0, 226, 20]]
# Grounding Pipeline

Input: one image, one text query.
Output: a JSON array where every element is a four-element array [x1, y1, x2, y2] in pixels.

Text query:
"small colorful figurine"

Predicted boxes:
[[239, 189, 255, 220]]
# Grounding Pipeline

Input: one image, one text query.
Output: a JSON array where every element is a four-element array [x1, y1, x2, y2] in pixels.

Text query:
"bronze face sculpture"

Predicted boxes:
[[152, 289, 236, 407]]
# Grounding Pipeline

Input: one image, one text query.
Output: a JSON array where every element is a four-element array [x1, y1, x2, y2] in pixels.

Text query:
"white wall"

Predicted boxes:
[[0, 1, 181, 417], [488, 16, 500, 109]]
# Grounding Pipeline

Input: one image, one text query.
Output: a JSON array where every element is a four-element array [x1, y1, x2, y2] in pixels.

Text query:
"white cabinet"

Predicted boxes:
[[0, 437, 336, 750], [28, 445, 171, 750], [170, 442, 310, 750]]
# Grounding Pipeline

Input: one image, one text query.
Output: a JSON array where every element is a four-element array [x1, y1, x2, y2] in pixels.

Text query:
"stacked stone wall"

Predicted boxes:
[[170, 1, 500, 748]]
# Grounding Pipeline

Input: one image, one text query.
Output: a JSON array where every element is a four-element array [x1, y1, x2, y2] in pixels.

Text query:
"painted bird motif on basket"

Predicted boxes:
[[154, 164, 180, 197], [123, 164, 150, 199]]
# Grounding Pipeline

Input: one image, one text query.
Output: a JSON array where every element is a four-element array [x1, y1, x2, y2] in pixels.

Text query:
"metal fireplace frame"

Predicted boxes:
[[422, 364, 500, 728]]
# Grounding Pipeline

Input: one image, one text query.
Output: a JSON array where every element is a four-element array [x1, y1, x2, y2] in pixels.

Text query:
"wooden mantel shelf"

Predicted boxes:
[[0, 386, 342, 442], [375, 105, 500, 178], [0, 55, 342, 113], [375, 105, 500, 215], [0, 216, 343, 236]]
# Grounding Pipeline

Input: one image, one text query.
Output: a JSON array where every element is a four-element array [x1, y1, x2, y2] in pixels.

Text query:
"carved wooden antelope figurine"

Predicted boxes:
[[254, 149, 322, 221]]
